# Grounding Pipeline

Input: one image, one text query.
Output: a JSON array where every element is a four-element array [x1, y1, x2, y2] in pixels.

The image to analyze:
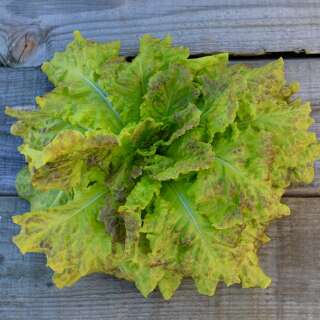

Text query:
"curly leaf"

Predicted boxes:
[[21, 130, 117, 191], [104, 35, 189, 124], [145, 135, 214, 181], [143, 182, 271, 297], [13, 185, 112, 287]]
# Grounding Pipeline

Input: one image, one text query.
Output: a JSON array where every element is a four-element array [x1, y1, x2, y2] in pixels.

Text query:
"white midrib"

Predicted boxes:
[[57, 191, 106, 226], [169, 184, 214, 256], [48, 190, 64, 208], [174, 189, 203, 237], [78, 73, 123, 131], [214, 155, 243, 175], [171, 184, 233, 254]]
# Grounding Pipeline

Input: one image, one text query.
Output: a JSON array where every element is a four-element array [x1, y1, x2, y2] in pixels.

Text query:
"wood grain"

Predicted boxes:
[[0, 67, 51, 195], [0, 58, 319, 196], [0, 196, 319, 320], [2, 1, 320, 66]]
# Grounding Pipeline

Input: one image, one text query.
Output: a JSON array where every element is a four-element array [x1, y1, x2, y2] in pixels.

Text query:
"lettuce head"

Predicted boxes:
[[6, 31, 319, 299]]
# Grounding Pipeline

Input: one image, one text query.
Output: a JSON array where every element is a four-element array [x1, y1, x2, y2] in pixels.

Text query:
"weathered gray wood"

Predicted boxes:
[[2, 1, 320, 66], [0, 196, 319, 320], [0, 67, 51, 107], [0, 58, 319, 195], [1, 58, 320, 109]]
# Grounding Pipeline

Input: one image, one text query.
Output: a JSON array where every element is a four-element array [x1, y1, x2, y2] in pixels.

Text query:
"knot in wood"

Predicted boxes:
[[0, 22, 48, 67]]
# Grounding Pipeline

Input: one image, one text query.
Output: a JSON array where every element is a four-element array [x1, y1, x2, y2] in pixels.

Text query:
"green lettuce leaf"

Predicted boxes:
[[13, 185, 113, 287], [144, 134, 214, 181], [16, 166, 70, 211], [21, 130, 118, 191], [140, 62, 201, 145], [42, 31, 123, 133], [142, 182, 272, 298], [103, 35, 189, 125]]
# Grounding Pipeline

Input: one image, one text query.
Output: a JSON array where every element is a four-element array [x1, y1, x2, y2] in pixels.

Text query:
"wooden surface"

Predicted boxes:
[[2, 1, 320, 66], [1, 1, 320, 320]]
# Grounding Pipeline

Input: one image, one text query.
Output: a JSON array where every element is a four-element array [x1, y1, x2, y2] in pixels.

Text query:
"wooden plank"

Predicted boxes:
[[1, 59, 320, 109], [2, 1, 320, 66], [0, 67, 51, 107], [0, 196, 319, 320], [0, 58, 319, 195]]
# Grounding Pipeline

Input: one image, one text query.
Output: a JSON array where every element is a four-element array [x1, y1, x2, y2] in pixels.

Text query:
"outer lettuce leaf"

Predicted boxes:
[[42, 31, 120, 86], [16, 166, 70, 211], [5, 105, 74, 149], [7, 32, 320, 300], [13, 185, 113, 287], [236, 59, 319, 186], [197, 65, 247, 141], [21, 130, 118, 191], [142, 183, 271, 298], [5, 31, 124, 145], [42, 31, 123, 133], [187, 53, 228, 74]]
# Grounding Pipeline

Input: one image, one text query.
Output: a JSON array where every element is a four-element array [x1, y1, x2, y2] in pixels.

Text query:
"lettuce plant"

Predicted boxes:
[[6, 32, 319, 299]]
